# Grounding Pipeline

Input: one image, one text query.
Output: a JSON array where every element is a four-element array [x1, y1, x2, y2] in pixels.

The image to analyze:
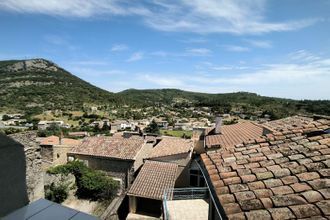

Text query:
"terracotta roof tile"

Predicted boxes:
[[69, 136, 145, 160], [147, 137, 193, 158], [205, 122, 267, 149], [40, 135, 59, 145], [201, 117, 330, 219], [127, 160, 178, 200]]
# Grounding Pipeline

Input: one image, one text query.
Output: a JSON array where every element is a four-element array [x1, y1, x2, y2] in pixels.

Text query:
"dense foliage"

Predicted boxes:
[[47, 161, 119, 201], [45, 183, 69, 203]]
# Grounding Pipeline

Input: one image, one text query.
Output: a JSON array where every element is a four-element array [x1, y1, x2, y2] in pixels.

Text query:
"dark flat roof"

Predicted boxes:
[[2, 199, 99, 220]]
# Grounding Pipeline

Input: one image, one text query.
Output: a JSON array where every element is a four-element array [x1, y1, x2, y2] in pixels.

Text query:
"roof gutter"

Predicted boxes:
[[195, 159, 227, 220]]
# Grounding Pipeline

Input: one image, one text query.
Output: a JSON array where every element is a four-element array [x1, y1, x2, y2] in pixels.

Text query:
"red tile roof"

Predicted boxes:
[[205, 122, 267, 149], [60, 138, 81, 146], [260, 115, 327, 133], [148, 137, 193, 158], [69, 136, 145, 160], [201, 118, 330, 219], [40, 135, 60, 146], [127, 160, 178, 200]]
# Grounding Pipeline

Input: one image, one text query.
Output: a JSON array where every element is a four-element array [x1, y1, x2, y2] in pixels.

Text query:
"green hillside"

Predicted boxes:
[[0, 59, 329, 118], [119, 89, 330, 118], [0, 59, 118, 114]]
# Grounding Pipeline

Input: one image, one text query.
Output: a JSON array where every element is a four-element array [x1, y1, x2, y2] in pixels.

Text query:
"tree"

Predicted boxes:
[[2, 114, 11, 121], [144, 120, 159, 134]]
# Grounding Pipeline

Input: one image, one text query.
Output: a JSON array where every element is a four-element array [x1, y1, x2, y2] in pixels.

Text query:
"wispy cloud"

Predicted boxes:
[[44, 34, 78, 51], [0, 0, 150, 17], [185, 48, 212, 56], [130, 50, 330, 99], [127, 52, 144, 62], [245, 39, 272, 48], [223, 45, 250, 52], [0, 0, 319, 34], [142, 74, 184, 87], [68, 67, 125, 77], [111, 44, 128, 52]]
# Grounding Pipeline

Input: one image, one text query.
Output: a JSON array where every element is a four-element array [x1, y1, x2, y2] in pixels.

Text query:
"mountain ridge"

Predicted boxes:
[[0, 58, 329, 117]]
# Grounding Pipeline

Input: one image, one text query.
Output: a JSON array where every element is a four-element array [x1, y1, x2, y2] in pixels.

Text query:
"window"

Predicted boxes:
[[189, 169, 205, 187]]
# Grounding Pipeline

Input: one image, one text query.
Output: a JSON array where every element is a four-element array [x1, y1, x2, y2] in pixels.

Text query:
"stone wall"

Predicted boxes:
[[9, 132, 44, 202], [0, 134, 28, 217]]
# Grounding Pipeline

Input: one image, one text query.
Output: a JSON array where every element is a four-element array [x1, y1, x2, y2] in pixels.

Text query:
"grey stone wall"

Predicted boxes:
[[0, 134, 28, 217], [9, 132, 44, 202]]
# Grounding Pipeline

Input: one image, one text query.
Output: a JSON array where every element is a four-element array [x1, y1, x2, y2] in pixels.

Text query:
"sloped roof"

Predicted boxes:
[[69, 136, 145, 160], [148, 137, 193, 158], [40, 135, 60, 146], [201, 118, 330, 219], [60, 138, 81, 146], [2, 199, 98, 220], [261, 115, 327, 133], [205, 122, 267, 149], [128, 160, 178, 200]]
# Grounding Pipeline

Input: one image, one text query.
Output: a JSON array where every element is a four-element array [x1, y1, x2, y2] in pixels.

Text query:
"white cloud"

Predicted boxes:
[[142, 74, 184, 87], [224, 45, 250, 52], [111, 44, 128, 52], [185, 48, 211, 56], [130, 50, 330, 99], [245, 39, 272, 48], [0, 0, 319, 34], [126, 52, 144, 62], [0, 0, 150, 17]]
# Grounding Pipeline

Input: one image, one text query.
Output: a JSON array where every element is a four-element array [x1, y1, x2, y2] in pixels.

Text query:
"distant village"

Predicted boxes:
[[1, 107, 329, 220]]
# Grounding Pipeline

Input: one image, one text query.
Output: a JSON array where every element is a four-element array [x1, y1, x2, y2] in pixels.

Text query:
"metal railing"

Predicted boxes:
[[163, 187, 209, 220]]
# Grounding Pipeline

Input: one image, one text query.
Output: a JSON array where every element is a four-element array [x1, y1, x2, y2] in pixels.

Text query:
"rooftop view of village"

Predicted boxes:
[[0, 1, 330, 220]]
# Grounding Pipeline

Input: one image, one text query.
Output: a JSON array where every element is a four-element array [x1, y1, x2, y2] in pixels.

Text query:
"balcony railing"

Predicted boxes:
[[163, 187, 209, 220]]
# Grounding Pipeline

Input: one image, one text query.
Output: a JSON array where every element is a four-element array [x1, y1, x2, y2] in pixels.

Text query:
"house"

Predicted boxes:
[[126, 136, 196, 218], [68, 131, 89, 138], [110, 120, 135, 133], [40, 136, 81, 168], [2, 119, 27, 126], [147, 137, 194, 187], [199, 116, 330, 219], [127, 160, 178, 219], [154, 119, 169, 129], [37, 120, 69, 130], [68, 135, 154, 189]]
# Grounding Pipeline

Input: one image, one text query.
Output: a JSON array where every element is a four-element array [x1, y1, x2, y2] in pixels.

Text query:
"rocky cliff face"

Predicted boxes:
[[9, 131, 44, 202], [3, 59, 59, 72]]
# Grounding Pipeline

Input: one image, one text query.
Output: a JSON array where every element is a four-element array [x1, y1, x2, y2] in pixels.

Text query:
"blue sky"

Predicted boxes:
[[0, 0, 329, 100]]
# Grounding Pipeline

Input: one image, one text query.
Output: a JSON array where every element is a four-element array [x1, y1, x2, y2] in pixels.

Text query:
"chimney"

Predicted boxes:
[[215, 116, 222, 134]]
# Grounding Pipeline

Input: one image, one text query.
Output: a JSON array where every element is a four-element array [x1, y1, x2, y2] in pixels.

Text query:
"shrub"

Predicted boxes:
[[77, 170, 119, 200], [47, 161, 119, 201], [45, 183, 68, 203]]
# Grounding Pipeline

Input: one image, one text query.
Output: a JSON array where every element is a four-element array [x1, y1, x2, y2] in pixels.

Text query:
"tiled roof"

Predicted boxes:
[[60, 138, 81, 146], [201, 118, 330, 219], [69, 136, 145, 160], [205, 122, 267, 149], [40, 135, 60, 146], [127, 160, 178, 200], [260, 115, 327, 133], [148, 137, 193, 158]]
